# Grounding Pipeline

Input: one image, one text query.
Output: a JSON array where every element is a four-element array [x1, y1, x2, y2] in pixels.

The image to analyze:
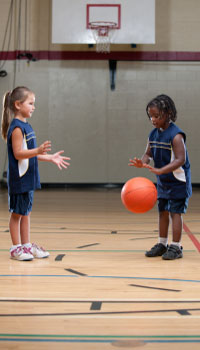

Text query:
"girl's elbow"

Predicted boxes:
[[13, 152, 22, 160], [180, 157, 186, 166]]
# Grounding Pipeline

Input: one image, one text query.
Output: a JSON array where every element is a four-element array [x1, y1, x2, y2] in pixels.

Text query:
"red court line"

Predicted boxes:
[[183, 222, 200, 252]]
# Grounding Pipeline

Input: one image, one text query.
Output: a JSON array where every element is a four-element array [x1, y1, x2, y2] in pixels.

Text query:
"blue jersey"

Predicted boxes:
[[148, 122, 192, 199], [7, 118, 41, 194]]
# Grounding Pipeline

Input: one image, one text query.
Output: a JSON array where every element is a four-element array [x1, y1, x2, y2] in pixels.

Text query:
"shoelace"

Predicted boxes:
[[32, 243, 45, 252], [11, 246, 22, 257], [152, 243, 163, 251], [23, 246, 33, 255], [11, 245, 33, 257], [168, 245, 180, 253]]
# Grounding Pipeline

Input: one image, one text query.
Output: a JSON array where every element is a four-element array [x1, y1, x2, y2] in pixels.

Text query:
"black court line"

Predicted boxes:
[[65, 269, 88, 276], [129, 284, 181, 292], [77, 243, 100, 249], [0, 308, 199, 317], [90, 302, 102, 310], [55, 254, 65, 261], [178, 310, 191, 315]]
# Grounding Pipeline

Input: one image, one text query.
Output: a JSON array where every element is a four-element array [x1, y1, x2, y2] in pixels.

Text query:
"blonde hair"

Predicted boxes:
[[1, 86, 33, 141]]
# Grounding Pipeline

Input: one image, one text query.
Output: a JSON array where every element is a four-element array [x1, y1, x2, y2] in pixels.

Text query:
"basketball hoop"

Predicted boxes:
[[89, 21, 117, 53]]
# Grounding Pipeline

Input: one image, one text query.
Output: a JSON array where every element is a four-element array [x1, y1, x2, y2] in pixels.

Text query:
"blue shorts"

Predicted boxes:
[[9, 191, 34, 216], [158, 198, 189, 214]]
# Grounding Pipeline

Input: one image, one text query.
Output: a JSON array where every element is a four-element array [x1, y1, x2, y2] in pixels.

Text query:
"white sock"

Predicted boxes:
[[159, 237, 168, 247], [22, 243, 32, 248], [171, 241, 181, 248], [11, 244, 21, 250]]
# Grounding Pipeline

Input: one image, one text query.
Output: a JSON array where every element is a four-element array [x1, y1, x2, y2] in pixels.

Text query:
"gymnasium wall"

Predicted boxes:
[[0, 0, 200, 184]]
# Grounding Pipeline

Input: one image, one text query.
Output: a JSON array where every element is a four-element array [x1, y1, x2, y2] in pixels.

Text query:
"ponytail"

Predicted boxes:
[[1, 86, 32, 141], [1, 91, 12, 141]]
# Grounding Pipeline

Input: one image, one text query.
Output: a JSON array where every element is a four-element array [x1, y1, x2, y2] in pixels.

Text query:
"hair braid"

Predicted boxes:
[[146, 94, 177, 122]]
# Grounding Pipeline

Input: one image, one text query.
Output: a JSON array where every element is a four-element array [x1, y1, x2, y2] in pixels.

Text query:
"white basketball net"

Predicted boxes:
[[89, 21, 117, 53]]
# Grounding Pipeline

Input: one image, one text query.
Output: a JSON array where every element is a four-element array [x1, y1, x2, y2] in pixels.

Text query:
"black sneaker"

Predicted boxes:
[[162, 244, 183, 260], [145, 243, 167, 257]]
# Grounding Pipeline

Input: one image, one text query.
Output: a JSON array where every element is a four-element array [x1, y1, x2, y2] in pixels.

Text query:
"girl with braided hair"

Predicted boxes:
[[129, 94, 192, 260]]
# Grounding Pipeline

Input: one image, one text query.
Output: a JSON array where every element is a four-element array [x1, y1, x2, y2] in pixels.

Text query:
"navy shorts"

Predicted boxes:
[[158, 197, 189, 214], [9, 191, 34, 216]]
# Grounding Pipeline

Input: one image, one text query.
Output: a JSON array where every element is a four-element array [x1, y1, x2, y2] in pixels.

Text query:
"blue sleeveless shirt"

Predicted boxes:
[[7, 119, 41, 194], [148, 122, 192, 199]]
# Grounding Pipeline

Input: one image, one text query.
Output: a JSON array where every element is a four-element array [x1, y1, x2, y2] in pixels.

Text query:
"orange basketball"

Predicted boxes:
[[121, 177, 157, 214]]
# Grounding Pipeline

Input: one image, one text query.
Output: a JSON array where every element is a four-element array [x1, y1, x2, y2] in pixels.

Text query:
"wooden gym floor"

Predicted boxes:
[[0, 186, 200, 349]]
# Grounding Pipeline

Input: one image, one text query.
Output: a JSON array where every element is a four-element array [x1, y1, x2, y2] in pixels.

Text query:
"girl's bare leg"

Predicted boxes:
[[170, 212, 182, 243], [20, 213, 31, 244], [159, 211, 169, 238], [9, 213, 22, 245]]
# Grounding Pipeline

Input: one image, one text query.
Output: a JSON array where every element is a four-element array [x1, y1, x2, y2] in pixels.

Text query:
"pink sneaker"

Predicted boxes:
[[30, 243, 49, 258], [10, 246, 34, 261]]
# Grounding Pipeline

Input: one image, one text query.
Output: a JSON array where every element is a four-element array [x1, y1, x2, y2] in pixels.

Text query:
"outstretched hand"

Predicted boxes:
[[38, 140, 51, 155], [129, 157, 162, 175], [128, 158, 144, 168], [51, 151, 71, 170], [142, 164, 162, 175]]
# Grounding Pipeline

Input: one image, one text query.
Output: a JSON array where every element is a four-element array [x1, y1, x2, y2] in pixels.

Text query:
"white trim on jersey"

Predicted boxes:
[[18, 136, 29, 177]]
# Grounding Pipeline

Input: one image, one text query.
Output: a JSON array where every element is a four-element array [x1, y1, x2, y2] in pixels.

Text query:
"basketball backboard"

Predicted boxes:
[[52, 0, 155, 45]]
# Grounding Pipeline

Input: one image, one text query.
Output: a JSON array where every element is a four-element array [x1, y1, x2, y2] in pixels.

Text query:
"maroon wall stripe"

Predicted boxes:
[[1, 51, 200, 61]]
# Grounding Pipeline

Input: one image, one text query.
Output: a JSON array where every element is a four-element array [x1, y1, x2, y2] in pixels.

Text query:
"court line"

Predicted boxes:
[[1, 315, 199, 320], [77, 243, 100, 248], [65, 268, 88, 276], [0, 307, 200, 317], [130, 236, 155, 241], [0, 337, 200, 343], [0, 274, 199, 283], [1, 298, 200, 302], [55, 254, 65, 261], [0, 249, 196, 253], [0, 249, 162, 252], [1, 334, 200, 339], [129, 283, 181, 292], [183, 222, 200, 252], [1, 227, 156, 234]]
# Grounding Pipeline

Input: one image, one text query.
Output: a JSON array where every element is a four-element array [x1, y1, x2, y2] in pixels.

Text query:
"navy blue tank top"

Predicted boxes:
[[148, 122, 192, 199], [7, 118, 41, 194]]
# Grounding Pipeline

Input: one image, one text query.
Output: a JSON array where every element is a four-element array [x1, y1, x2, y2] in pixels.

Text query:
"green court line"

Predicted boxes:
[[0, 249, 145, 252], [0, 249, 196, 252], [0, 338, 200, 343], [0, 334, 200, 339]]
